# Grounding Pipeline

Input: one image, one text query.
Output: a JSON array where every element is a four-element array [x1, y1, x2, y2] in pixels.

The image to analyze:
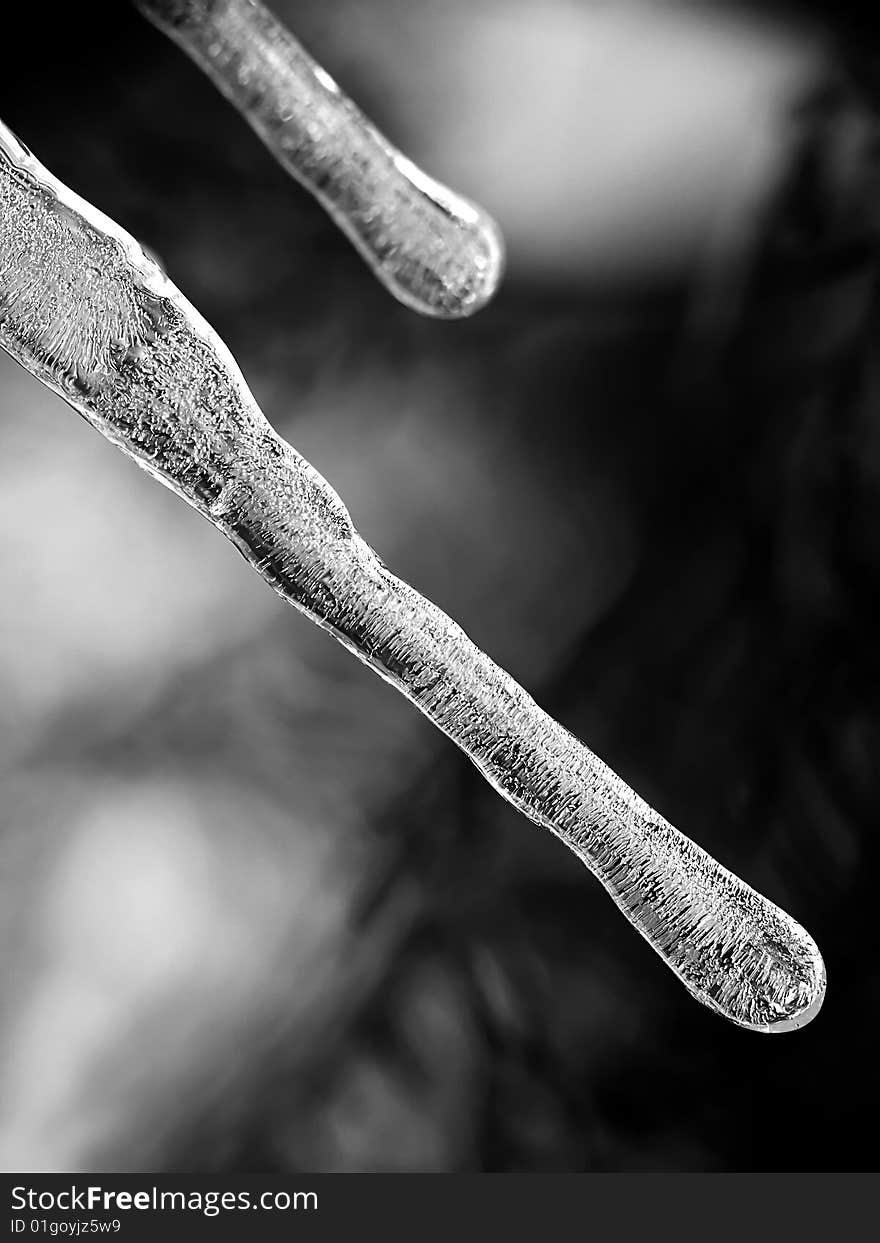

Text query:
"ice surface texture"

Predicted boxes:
[[134, 0, 504, 319], [0, 120, 825, 1032]]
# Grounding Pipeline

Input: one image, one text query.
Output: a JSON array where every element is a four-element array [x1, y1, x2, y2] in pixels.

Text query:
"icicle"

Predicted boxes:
[[0, 120, 825, 1032], [134, 0, 504, 319]]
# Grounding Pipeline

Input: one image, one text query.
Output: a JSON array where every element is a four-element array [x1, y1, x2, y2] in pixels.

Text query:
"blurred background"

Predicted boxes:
[[0, 0, 878, 1171]]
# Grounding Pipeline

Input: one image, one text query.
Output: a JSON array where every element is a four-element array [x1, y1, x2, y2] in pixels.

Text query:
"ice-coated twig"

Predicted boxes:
[[0, 120, 825, 1032], [133, 0, 504, 319]]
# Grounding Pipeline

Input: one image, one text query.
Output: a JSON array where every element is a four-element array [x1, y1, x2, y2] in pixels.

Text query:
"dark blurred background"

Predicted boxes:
[[0, 0, 877, 1171]]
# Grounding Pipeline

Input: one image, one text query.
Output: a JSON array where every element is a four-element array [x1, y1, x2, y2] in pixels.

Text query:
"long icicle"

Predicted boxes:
[[0, 120, 825, 1032]]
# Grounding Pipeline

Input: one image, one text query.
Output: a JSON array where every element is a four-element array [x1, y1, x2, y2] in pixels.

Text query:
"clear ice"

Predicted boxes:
[[135, 0, 504, 319], [0, 118, 825, 1032]]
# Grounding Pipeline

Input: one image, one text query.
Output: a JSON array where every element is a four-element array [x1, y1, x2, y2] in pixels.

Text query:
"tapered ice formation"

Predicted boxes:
[[0, 120, 825, 1031], [133, 0, 504, 319]]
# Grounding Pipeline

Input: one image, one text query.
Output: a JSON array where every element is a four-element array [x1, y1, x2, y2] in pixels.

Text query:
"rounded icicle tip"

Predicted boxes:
[[451, 204, 506, 321], [750, 934, 826, 1035], [676, 913, 827, 1034], [387, 182, 507, 321]]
